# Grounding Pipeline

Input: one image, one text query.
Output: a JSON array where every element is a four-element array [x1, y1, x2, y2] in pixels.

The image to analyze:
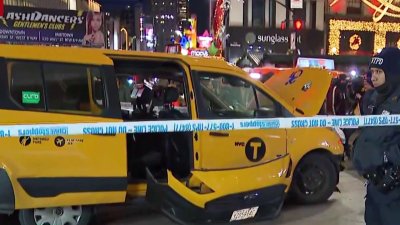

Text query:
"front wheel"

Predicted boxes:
[[291, 153, 337, 204], [19, 205, 92, 225]]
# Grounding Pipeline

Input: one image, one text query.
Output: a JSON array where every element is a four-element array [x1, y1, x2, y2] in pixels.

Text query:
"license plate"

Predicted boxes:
[[230, 206, 259, 222]]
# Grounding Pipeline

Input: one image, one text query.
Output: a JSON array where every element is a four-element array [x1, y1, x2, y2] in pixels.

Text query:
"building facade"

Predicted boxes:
[[0, 0, 105, 48], [4, 0, 101, 11], [178, 0, 189, 23], [226, 0, 400, 69], [226, 0, 326, 66], [152, 0, 179, 52]]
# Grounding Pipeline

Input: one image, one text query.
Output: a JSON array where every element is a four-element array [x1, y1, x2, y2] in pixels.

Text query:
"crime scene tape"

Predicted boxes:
[[0, 114, 398, 138]]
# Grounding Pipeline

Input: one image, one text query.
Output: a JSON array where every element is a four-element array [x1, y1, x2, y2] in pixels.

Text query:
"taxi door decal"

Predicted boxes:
[[245, 138, 266, 162]]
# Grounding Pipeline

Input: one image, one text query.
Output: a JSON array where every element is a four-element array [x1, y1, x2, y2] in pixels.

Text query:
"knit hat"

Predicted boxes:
[[369, 47, 400, 84]]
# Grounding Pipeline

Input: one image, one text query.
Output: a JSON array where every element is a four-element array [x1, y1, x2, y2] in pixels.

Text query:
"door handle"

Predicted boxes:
[[209, 132, 229, 137]]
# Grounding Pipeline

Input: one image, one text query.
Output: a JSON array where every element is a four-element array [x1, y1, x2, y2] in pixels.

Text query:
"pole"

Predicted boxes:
[[120, 28, 128, 50], [291, 4, 297, 68], [209, 0, 213, 32], [293, 32, 297, 67]]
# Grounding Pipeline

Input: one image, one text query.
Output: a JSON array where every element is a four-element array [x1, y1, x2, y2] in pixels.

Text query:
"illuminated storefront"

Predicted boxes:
[[328, 19, 400, 55], [327, 0, 400, 56]]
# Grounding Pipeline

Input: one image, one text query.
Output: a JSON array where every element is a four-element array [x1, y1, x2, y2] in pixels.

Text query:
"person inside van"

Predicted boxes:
[[117, 77, 132, 103]]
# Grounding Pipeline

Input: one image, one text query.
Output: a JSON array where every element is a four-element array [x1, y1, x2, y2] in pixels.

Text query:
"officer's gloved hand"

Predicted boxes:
[[363, 166, 382, 185], [376, 163, 400, 194]]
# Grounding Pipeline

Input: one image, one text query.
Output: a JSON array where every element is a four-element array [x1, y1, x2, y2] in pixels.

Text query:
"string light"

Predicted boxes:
[[328, 19, 400, 55], [331, 0, 400, 22], [361, 0, 400, 22]]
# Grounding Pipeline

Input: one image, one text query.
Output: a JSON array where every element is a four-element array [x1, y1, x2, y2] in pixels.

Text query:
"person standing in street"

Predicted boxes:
[[359, 71, 376, 115], [353, 47, 400, 225], [326, 73, 348, 115]]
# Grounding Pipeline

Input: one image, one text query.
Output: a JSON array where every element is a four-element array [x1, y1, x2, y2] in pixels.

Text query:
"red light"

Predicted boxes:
[[280, 21, 286, 30], [294, 19, 303, 31], [0, 0, 3, 17]]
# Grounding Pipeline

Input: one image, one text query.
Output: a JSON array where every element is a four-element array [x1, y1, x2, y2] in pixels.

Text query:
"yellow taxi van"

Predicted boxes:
[[0, 44, 291, 225], [0, 44, 342, 225]]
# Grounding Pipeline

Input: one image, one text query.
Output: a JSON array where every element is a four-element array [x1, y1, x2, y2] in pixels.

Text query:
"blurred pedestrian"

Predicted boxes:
[[359, 71, 377, 115], [326, 73, 349, 115]]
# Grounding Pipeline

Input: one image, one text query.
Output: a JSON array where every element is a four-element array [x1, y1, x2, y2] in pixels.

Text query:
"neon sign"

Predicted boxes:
[[330, 0, 400, 22], [189, 49, 209, 57]]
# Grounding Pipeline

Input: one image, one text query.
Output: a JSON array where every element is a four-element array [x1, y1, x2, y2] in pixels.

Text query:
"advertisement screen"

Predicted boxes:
[[297, 57, 335, 70], [0, 6, 105, 48]]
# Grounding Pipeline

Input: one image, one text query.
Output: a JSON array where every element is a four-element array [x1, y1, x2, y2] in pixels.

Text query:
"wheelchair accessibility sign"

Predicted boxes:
[[285, 69, 303, 85]]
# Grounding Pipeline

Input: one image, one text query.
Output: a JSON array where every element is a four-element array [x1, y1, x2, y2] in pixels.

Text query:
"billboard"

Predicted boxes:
[[297, 57, 335, 70], [0, 6, 105, 48]]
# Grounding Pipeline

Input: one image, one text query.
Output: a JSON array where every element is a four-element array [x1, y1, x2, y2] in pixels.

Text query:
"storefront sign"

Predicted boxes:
[[291, 0, 303, 9], [228, 27, 322, 54], [189, 49, 209, 57], [227, 27, 324, 65], [257, 34, 290, 45], [0, 6, 105, 47]]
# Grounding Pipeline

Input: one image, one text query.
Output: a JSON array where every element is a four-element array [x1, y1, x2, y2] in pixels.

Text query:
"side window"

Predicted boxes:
[[195, 71, 279, 119], [91, 68, 106, 108], [255, 88, 277, 117], [113, 59, 192, 121], [8, 61, 45, 111], [196, 72, 256, 118], [43, 63, 105, 115]]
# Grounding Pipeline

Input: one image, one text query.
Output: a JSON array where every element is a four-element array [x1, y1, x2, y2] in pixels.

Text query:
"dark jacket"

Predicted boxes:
[[360, 89, 377, 115], [353, 86, 400, 204], [326, 82, 348, 115]]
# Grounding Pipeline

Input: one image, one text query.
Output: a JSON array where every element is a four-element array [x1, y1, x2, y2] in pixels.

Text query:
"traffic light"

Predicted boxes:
[[280, 21, 287, 30], [294, 19, 304, 31]]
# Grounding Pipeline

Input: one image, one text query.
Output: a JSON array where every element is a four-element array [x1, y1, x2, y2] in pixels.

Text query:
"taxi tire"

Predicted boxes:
[[291, 153, 337, 204], [18, 206, 93, 225]]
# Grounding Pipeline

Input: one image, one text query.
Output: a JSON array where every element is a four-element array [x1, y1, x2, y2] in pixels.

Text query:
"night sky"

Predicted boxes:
[[189, 0, 211, 34], [99, 0, 211, 34]]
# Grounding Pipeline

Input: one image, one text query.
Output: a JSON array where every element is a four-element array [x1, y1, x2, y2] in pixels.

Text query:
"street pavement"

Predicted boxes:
[[2, 164, 366, 225]]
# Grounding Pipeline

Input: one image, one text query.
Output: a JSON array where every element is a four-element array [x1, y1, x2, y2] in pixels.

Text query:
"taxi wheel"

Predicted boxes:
[[291, 153, 337, 204], [19, 206, 92, 225]]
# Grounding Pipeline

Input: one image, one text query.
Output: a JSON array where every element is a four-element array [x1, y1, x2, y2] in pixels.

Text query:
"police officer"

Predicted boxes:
[[353, 47, 400, 225]]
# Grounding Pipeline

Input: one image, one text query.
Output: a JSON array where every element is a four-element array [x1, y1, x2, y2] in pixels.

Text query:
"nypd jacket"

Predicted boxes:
[[353, 87, 400, 204]]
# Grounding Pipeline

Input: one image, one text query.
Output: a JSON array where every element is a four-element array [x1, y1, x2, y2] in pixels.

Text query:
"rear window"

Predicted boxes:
[[8, 60, 106, 116], [9, 61, 45, 111]]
